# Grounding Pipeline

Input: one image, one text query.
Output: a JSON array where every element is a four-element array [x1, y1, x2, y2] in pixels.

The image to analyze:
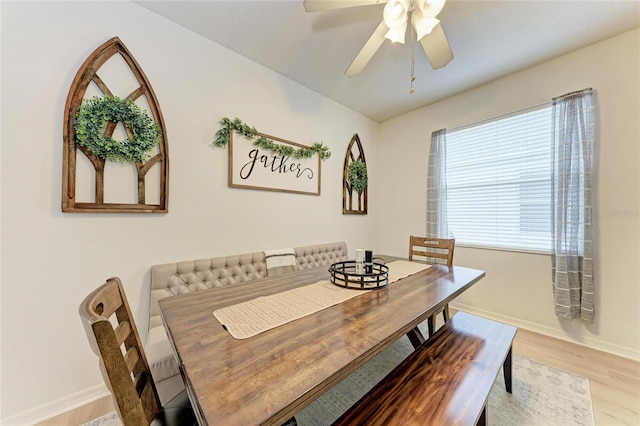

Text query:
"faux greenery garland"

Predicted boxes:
[[214, 117, 331, 160], [347, 160, 368, 193], [75, 96, 160, 163]]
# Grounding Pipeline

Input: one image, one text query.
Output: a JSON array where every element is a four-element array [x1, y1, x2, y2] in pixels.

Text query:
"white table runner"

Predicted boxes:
[[213, 260, 430, 339]]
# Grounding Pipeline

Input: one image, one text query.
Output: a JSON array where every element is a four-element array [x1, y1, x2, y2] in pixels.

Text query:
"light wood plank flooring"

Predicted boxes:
[[514, 328, 640, 425], [37, 327, 640, 426]]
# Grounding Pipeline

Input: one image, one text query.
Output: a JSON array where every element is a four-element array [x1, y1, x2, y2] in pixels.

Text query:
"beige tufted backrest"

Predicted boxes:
[[294, 242, 348, 270], [148, 242, 349, 330], [149, 252, 267, 329]]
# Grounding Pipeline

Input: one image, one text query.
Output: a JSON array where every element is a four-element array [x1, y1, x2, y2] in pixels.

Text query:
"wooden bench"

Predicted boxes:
[[333, 312, 517, 426]]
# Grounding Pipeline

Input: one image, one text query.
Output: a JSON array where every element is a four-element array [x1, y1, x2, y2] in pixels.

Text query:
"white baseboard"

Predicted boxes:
[[451, 302, 640, 362], [1, 384, 110, 426]]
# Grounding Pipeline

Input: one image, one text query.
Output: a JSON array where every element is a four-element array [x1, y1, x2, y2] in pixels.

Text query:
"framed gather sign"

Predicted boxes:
[[229, 130, 321, 196]]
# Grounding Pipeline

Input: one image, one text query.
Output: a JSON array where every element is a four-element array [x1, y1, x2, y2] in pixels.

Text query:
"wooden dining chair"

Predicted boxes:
[[409, 236, 455, 336], [79, 277, 197, 426]]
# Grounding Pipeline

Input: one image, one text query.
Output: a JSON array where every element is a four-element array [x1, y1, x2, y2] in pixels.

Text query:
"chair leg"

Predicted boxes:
[[443, 304, 450, 322]]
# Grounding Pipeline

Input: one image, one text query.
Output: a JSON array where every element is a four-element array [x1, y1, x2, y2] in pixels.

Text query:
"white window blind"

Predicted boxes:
[[446, 104, 552, 252]]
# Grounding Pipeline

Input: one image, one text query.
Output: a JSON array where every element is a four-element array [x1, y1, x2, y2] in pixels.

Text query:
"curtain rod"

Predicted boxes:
[[553, 87, 593, 103], [447, 99, 552, 134]]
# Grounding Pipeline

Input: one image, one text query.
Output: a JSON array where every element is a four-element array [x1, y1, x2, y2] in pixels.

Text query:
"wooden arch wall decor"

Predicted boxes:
[[343, 133, 368, 215], [62, 37, 168, 213]]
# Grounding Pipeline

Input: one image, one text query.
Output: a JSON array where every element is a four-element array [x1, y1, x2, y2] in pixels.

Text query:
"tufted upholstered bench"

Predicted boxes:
[[145, 242, 348, 404]]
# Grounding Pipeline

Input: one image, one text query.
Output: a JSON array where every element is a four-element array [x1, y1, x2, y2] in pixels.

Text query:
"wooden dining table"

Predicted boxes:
[[158, 255, 485, 425]]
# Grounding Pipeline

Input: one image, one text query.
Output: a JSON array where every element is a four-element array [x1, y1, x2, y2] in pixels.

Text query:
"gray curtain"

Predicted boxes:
[[551, 88, 595, 322], [426, 129, 449, 238]]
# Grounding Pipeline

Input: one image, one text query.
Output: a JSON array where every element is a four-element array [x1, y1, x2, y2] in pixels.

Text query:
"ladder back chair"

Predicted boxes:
[[409, 236, 456, 336], [79, 277, 197, 426]]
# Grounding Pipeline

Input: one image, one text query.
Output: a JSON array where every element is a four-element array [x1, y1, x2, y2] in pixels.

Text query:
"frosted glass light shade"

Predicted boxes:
[[413, 11, 440, 40], [383, 0, 409, 43], [417, 0, 446, 17]]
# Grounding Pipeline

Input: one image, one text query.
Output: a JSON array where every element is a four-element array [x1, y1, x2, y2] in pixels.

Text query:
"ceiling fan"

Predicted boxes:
[[303, 0, 454, 77]]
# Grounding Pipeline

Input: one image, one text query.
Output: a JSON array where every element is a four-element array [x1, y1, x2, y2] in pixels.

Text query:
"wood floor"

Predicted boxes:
[[37, 327, 640, 426], [513, 328, 640, 425]]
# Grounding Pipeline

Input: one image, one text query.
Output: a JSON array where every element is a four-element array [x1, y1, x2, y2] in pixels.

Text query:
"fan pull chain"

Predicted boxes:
[[409, 14, 415, 94]]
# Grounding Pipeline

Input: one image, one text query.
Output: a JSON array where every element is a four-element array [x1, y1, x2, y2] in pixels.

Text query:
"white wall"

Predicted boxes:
[[0, 1, 381, 421], [379, 29, 640, 360]]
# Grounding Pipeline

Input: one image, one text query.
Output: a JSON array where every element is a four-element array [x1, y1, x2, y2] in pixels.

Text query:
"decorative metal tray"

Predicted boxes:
[[328, 260, 389, 290]]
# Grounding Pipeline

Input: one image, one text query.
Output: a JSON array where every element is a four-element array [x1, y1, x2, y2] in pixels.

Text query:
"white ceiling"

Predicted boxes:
[[135, 0, 640, 122]]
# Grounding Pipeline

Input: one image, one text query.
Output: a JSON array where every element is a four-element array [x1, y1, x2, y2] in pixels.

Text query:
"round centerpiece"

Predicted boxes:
[[328, 260, 389, 290]]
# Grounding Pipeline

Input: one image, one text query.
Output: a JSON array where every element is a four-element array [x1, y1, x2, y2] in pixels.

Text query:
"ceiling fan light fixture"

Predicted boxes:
[[307, 0, 454, 77], [383, 0, 409, 43]]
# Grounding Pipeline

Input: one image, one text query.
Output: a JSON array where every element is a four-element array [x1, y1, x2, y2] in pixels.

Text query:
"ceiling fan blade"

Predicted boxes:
[[419, 23, 454, 69], [303, 0, 388, 13], [345, 20, 388, 77]]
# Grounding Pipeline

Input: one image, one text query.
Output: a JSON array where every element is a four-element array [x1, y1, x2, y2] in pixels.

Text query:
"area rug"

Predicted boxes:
[[85, 334, 594, 426]]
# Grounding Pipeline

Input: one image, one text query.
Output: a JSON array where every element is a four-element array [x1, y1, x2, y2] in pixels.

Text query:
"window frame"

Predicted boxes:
[[444, 102, 554, 254]]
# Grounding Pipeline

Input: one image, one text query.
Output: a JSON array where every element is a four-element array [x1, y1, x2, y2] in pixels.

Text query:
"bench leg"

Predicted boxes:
[[406, 327, 425, 349], [503, 346, 513, 394]]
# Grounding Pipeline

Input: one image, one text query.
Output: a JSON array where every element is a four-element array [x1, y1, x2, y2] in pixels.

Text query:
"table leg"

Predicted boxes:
[[477, 404, 487, 426], [406, 327, 425, 349], [503, 346, 513, 393]]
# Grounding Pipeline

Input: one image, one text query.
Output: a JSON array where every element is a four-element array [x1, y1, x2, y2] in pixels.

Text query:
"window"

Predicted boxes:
[[445, 104, 552, 252]]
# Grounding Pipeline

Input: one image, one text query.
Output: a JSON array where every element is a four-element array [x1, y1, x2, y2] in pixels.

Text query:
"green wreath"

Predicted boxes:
[[347, 160, 368, 193], [75, 96, 160, 163]]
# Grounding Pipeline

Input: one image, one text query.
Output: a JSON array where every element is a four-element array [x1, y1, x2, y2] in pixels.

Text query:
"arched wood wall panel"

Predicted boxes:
[[62, 37, 168, 213], [342, 133, 368, 215]]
